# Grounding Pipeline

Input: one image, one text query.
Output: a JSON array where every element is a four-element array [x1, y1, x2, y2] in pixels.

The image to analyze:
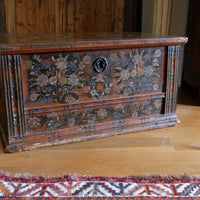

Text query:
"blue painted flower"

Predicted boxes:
[[47, 121, 59, 129], [104, 77, 110, 85], [122, 57, 130, 66], [39, 97, 47, 104], [46, 85, 54, 94], [89, 80, 96, 88], [32, 64, 41, 73], [68, 61, 77, 71], [114, 112, 123, 120], [41, 62, 51, 69], [73, 54, 80, 60], [141, 76, 148, 83], [67, 85, 73, 91], [35, 85, 42, 93], [98, 94, 104, 100], [51, 67, 56, 74], [85, 108, 93, 114], [47, 96, 54, 103], [144, 85, 153, 92]]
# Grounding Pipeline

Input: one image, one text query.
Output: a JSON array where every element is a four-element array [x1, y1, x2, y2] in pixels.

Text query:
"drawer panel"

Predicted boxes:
[[21, 47, 165, 108], [25, 97, 163, 134]]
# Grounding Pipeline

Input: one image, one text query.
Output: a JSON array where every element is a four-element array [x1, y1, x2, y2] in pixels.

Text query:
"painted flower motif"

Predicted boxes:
[[152, 58, 159, 67], [123, 87, 133, 96], [64, 95, 76, 103], [114, 112, 124, 120], [55, 57, 68, 70], [47, 121, 60, 129], [34, 85, 42, 93], [33, 55, 41, 62], [116, 104, 124, 111], [119, 51, 125, 58], [132, 51, 145, 69], [48, 112, 59, 121], [133, 54, 142, 65], [132, 111, 138, 118], [90, 89, 97, 96], [144, 65, 154, 76], [137, 68, 144, 77], [27, 117, 41, 129], [49, 76, 57, 85], [130, 69, 137, 77], [120, 69, 130, 80], [68, 117, 75, 126], [36, 74, 48, 86], [47, 96, 54, 103], [32, 64, 41, 73], [153, 84, 159, 91], [87, 114, 97, 124], [105, 88, 111, 94], [68, 61, 77, 71], [78, 61, 85, 70], [29, 93, 40, 101], [46, 85, 54, 93], [110, 53, 118, 62], [39, 97, 47, 104], [83, 55, 92, 64], [58, 76, 68, 86], [68, 73, 79, 86], [154, 99, 161, 109], [97, 108, 108, 120], [153, 49, 161, 57], [144, 105, 153, 114]]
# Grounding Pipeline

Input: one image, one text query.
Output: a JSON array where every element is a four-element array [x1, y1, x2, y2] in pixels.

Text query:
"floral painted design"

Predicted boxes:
[[26, 99, 162, 131], [22, 47, 163, 105]]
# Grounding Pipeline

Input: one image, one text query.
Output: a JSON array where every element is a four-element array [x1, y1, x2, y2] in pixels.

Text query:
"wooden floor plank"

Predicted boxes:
[[0, 88, 200, 177]]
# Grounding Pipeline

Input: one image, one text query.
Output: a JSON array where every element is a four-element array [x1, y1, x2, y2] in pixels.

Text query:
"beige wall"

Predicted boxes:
[[142, 0, 189, 87], [170, 0, 189, 87], [142, 0, 154, 33]]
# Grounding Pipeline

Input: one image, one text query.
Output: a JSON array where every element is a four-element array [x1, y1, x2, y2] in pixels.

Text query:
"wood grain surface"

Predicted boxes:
[[1, 0, 142, 35], [0, 88, 199, 177]]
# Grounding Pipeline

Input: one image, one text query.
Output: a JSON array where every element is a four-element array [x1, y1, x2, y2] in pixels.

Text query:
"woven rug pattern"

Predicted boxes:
[[0, 174, 200, 199]]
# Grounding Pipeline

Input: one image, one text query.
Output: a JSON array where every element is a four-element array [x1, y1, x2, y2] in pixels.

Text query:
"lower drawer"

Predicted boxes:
[[5, 92, 178, 152]]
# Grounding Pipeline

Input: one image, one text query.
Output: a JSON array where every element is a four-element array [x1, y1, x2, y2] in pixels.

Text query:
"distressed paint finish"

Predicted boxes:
[[0, 33, 187, 152], [26, 98, 162, 133], [21, 47, 164, 106], [1, 55, 25, 140], [165, 46, 180, 114]]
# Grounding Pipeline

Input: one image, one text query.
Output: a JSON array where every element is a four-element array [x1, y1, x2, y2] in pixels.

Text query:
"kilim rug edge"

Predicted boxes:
[[0, 171, 200, 200]]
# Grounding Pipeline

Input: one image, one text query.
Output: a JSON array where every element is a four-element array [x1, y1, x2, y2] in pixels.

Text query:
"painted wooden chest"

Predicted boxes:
[[0, 33, 187, 152]]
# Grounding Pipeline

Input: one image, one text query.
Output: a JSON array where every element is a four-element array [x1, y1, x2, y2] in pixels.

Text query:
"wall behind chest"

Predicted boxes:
[[1, 0, 141, 34]]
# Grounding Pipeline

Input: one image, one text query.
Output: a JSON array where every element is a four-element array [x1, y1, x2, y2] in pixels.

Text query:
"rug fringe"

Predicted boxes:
[[1, 170, 200, 181]]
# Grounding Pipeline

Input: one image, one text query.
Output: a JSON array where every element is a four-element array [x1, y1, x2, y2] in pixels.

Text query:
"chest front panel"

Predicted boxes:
[[21, 47, 164, 104], [19, 47, 165, 134]]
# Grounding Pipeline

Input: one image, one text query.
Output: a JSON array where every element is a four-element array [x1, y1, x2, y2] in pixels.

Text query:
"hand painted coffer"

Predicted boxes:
[[0, 33, 188, 152]]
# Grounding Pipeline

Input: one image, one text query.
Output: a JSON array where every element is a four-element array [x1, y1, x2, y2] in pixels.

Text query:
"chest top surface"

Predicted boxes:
[[0, 32, 188, 55]]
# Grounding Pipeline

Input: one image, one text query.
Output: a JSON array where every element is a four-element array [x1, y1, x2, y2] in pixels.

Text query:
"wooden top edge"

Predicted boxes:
[[0, 32, 188, 54]]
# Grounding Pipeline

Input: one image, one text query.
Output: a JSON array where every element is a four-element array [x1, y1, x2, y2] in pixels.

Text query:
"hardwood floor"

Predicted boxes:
[[0, 87, 200, 177]]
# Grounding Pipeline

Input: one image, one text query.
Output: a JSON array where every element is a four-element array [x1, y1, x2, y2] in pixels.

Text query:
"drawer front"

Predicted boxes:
[[25, 98, 163, 134], [21, 47, 165, 109]]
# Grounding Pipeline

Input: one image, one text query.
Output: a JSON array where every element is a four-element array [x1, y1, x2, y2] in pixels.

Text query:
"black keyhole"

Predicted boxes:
[[93, 57, 108, 73]]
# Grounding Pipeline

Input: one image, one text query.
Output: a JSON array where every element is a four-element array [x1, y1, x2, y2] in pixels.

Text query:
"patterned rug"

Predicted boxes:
[[0, 173, 200, 200]]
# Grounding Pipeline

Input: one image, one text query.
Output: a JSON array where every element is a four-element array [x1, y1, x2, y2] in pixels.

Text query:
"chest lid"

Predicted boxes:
[[0, 32, 188, 55]]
